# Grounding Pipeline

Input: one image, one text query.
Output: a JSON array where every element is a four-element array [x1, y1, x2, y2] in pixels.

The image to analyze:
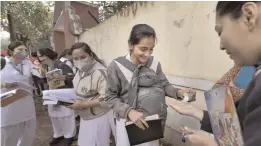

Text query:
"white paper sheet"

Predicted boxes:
[[42, 88, 77, 105]]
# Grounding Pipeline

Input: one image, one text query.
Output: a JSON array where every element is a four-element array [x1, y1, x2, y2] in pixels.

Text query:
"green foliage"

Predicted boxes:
[[94, 1, 135, 21], [0, 1, 53, 47]]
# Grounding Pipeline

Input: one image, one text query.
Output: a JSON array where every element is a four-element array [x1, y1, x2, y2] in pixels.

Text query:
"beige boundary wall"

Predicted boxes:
[[79, 1, 234, 145]]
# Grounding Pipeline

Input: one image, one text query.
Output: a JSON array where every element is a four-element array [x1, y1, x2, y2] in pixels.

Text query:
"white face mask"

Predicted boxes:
[[14, 51, 27, 60], [74, 58, 93, 71]]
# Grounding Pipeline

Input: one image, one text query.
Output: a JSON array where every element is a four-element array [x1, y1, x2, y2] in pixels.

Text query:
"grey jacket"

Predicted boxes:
[[103, 54, 180, 119]]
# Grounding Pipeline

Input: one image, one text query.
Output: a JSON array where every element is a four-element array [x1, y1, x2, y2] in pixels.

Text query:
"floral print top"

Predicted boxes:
[[212, 64, 244, 101]]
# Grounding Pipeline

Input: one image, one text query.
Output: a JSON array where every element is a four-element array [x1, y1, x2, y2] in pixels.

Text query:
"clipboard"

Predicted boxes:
[[57, 101, 74, 106], [1, 89, 28, 107]]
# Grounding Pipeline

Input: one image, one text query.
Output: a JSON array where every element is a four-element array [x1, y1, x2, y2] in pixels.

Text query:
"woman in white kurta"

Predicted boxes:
[[68, 42, 115, 146], [37, 48, 76, 146], [1, 41, 38, 146]]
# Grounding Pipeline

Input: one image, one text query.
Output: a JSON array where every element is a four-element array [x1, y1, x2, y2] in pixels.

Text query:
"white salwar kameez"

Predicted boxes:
[[108, 110, 117, 140], [1, 118, 36, 146], [50, 116, 76, 138], [116, 119, 160, 146], [78, 110, 114, 146], [1, 58, 37, 146], [43, 89, 76, 138]]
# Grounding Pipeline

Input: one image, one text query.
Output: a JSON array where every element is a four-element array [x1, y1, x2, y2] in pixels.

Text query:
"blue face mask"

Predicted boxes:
[[14, 51, 27, 60]]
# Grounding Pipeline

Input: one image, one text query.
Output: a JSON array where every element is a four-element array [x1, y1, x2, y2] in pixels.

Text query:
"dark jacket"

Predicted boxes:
[[201, 64, 261, 146], [1, 57, 6, 70], [53, 60, 74, 88]]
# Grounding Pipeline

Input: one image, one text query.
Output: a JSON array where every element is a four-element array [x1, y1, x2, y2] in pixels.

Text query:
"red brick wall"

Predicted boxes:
[[53, 1, 65, 27], [53, 2, 99, 54], [63, 10, 76, 51], [53, 31, 65, 54], [71, 2, 99, 29]]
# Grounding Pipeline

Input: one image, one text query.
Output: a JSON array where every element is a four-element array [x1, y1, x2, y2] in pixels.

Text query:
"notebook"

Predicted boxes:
[[125, 114, 163, 145]]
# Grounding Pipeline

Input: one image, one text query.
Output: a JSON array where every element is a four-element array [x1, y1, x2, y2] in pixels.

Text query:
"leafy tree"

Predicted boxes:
[[1, 1, 53, 50], [94, 1, 135, 21]]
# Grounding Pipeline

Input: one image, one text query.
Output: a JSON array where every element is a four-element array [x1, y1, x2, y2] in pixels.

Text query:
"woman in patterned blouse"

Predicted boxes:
[[213, 64, 243, 100], [213, 64, 255, 101]]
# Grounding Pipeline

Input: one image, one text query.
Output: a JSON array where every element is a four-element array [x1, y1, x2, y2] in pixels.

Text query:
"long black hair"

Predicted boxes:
[[38, 48, 58, 61], [70, 42, 105, 66], [216, 1, 260, 19], [58, 49, 72, 59], [128, 24, 157, 47]]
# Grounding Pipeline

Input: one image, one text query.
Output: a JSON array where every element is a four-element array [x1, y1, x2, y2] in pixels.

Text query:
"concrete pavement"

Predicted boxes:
[[33, 85, 208, 146]]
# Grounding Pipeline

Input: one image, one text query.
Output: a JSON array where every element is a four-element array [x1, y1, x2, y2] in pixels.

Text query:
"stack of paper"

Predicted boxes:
[[42, 88, 77, 105]]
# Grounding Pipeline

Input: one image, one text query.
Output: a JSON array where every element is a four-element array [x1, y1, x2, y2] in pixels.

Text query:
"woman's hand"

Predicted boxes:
[[33, 66, 46, 74], [178, 88, 196, 101], [182, 127, 218, 146], [68, 100, 89, 110], [127, 109, 149, 130], [55, 75, 66, 81], [166, 102, 204, 121]]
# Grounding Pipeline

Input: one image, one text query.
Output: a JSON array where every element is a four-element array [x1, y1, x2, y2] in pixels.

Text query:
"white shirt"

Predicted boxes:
[[45, 58, 75, 117], [60, 57, 78, 74], [0, 58, 36, 127], [60, 57, 73, 69]]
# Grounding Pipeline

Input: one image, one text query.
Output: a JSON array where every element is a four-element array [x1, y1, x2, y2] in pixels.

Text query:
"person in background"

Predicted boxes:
[[29, 52, 37, 64], [104, 24, 196, 146], [68, 42, 116, 146], [59, 49, 73, 69], [59, 49, 79, 74], [30, 52, 45, 96], [168, 1, 261, 146], [0, 41, 40, 146], [37, 48, 76, 146], [1, 50, 8, 57], [1, 56, 6, 70]]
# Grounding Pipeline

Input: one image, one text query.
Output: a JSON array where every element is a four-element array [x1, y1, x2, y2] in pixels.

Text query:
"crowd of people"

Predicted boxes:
[[1, 1, 261, 146]]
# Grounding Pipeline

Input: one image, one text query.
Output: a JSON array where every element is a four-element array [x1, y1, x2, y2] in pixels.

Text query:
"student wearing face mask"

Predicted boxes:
[[0, 41, 40, 146], [67, 42, 116, 146], [103, 24, 196, 146], [37, 48, 76, 146]]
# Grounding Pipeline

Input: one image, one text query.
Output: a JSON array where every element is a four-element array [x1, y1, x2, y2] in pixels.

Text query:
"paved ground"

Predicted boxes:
[[32, 97, 82, 146], [32, 96, 172, 146]]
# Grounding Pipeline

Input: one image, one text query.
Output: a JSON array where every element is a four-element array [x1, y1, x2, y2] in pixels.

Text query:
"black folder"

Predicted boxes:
[[125, 118, 163, 145]]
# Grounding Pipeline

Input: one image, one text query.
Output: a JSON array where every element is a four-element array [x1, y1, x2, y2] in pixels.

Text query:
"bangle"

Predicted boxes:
[[176, 89, 183, 99]]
